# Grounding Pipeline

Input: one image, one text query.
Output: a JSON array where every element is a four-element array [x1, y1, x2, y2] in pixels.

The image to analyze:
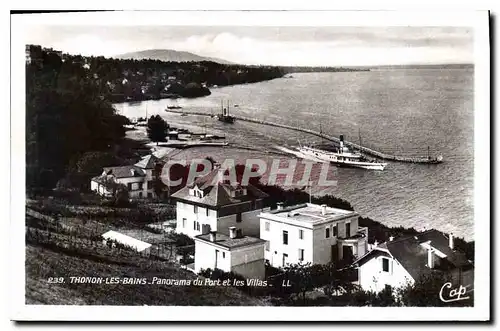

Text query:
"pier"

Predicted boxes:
[[164, 109, 443, 164]]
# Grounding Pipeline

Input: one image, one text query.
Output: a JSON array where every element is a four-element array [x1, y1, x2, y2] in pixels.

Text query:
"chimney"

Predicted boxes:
[[321, 204, 327, 216], [276, 202, 284, 210], [427, 247, 434, 269], [339, 134, 344, 148], [389, 236, 394, 242], [209, 231, 216, 242], [214, 163, 225, 183], [229, 226, 237, 239], [449, 233, 454, 250]]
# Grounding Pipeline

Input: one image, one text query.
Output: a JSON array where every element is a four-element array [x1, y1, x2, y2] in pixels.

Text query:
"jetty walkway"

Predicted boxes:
[[164, 109, 443, 164]]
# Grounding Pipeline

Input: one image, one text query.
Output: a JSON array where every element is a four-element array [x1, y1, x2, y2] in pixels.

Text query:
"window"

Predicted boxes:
[[382, 258, 390, 272], [299, 249, 304, 261], [299, 229, 304, 240], [206, 208, 209, 217], [194, 205, 198, 213], [282, 253, 288, 267], [147, 181, 153, 189], [346, 222, 351, 237], [138, 192, 143, 198], [196, 222, 200, 231], [182, 218, 186, 228], [222, 252, 226, 258], [193, 221, 197, 230], [283, 231, 288, 245], [127, 183, 132, 190], [236, 212, 242, 223], [265, 222, 270, 231], [332, 224, 338, 237], [265, 241, 270, 251], [325, 227, 330, 238], [147, 192, 153, 198]]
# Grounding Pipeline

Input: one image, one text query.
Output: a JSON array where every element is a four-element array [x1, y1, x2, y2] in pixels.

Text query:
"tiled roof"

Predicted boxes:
[[134, 154, 160, 169], [385, 236, 435, 281], [354, 248, 391, 267], [385, 230, 473, 281], [102, 165, 145, 179], [171, 167, 268, 207], [195, 232, 265, 249], [416, 230, 470, 268], [353, 230, 473, 283]]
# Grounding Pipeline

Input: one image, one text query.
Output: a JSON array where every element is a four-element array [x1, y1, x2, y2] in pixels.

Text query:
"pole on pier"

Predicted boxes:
[[320, 123, 324, 146]]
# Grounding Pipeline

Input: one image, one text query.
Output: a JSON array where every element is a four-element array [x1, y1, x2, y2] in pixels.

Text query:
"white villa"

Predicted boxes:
[[90, 155, 162, 199], [194, 226, 266, 280], [259, 203, 368, 268], [172, 164, 269, 238], [353, 230, 474, 293]]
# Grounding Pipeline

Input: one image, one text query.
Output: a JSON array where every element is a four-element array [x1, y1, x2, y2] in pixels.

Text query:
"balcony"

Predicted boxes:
[[357, 227, 368, 238]]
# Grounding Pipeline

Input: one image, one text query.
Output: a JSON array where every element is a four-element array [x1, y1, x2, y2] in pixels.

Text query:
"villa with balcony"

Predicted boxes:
[[259, 203, 368, 268]]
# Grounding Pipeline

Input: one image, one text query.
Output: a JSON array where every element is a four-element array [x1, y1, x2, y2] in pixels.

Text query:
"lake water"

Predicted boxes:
[[114, 69, 474, 241]]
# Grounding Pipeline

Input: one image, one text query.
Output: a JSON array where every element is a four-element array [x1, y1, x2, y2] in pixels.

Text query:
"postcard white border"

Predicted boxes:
[[10, 10, 490, 321]]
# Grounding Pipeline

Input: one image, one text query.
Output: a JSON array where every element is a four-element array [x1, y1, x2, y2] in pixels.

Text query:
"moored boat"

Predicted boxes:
[[217, 100, 236, 124], [297, 135, 388, 170]]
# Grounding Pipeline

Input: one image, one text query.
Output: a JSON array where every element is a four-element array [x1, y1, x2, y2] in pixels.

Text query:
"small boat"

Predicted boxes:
[[217, 114, 235, 123], [217, 100, 235, 124], [167, 105, 182, 109], [233, 104, 239, 108], [297, 135, 388, 171]]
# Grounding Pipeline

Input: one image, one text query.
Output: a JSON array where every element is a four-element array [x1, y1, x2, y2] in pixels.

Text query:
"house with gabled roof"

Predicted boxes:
[[353, 230, 474, 293], [171, 163, 269, 238], [90, 154, 162, 199]]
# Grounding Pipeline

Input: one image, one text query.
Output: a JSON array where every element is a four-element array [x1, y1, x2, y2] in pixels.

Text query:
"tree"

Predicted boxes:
[[26, 46, 126, 193], [113, 183, 130, 207], [146, 115, 168, 145], [310, 263, 357, 297], [282, 262, 315, 304], [396, 272, 472, 307]]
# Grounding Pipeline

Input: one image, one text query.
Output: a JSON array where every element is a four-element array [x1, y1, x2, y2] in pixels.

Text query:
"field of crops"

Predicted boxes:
[[25, 199, 268, 306]]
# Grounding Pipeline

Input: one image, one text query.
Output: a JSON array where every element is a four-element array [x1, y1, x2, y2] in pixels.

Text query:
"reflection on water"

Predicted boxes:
[[114, 70, 474, 240]]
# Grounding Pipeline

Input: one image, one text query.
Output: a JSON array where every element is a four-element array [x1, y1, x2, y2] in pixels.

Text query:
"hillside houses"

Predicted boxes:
[[91, 154, 163, 199], [259, 203, 368, 268], [353, 230, 474, 293], [194, 226, 267, 280], [171, 163, 269, 238]]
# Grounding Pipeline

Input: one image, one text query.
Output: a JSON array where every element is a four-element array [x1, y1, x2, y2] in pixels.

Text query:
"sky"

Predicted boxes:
[[24, 26, 473, 66]]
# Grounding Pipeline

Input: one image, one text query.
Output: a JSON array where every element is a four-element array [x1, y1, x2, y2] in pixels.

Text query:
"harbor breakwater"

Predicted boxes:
[[164, 109, 443, 164]]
